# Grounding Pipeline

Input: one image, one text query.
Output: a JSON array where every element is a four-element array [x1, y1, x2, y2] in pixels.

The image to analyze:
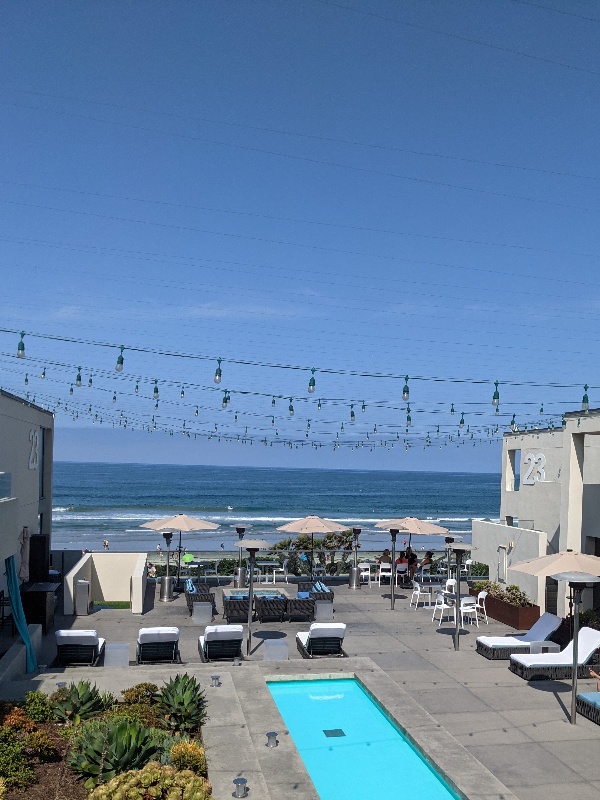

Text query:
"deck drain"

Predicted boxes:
[[323, 729, 345, 737]]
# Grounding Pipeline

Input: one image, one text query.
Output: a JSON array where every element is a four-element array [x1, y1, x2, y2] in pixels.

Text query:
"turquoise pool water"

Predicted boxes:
[[267, 678, 462, 800]]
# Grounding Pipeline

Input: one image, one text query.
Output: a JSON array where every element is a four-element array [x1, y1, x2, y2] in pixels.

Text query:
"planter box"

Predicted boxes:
[[470, 588, 540, 629]]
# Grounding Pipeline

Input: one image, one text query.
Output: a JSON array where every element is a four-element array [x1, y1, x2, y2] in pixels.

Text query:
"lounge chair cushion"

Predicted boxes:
[[578, 692, 600, 709], [185, 578, 198, 594], [510, 627, 600, 669], [477, 612, 561, 650], [297, 592, 310, 599], [55, 630, 103, 647], [204, 624, 244, 642], [137, 626, 179, 644]]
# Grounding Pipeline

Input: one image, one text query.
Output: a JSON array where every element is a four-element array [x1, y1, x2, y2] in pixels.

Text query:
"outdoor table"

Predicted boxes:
[[254, 560, 279, 584]]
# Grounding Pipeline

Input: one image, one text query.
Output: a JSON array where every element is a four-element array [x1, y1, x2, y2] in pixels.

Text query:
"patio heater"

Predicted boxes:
[[235, 538, 268, 657], [550, 571, 600, 724], [159, 531, 174, 602], [444, 536, 454, 580], [348, 528, 361, 589], [449, 542, 475, 651], [234, 527, 246, 588], [390, 529, 398, 610]]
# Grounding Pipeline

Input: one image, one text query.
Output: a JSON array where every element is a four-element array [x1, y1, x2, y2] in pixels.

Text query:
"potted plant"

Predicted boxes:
[[470, 581, 540, 629]]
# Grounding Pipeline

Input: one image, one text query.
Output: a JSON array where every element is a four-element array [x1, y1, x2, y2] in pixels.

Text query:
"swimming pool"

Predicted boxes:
[[267, 678, 462, 800]]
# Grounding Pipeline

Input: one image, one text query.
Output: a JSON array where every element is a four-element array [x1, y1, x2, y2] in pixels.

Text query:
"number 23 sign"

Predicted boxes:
[[522, 453, 546, 485]]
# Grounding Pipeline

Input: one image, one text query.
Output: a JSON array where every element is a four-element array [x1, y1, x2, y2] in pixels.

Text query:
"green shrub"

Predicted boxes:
[[156, 674, 208, 734], [469, 561, 489, 577], [98, 703, 162, 728], [68, 718, 159, 788], [121, 682, 158, 705], [24, 690, 54, 723], [0, 726, 35, 788], [169, 740, 207, 775], [472, 581, 532, 607], [87, 761, 213, 800], [23, 729, 59, 761], [580, 609, 600, 629]]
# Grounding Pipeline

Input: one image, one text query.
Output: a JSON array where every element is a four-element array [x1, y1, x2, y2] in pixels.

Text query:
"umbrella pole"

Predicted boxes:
[[311, 533, 314, 581], [390, 530, 397, 610], [176, 530, 182, 590], [571, 585, 581, 724], [454, 550, 463, 651]]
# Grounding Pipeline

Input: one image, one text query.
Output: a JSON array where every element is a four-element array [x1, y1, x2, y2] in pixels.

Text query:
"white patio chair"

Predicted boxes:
[[203, 560, 220, 584], [444, 578, 457, 593], [460, 597, 479, 627], [410, 581, 431, 609], [272, 558, 289, 583], [358, 563, 372, 586], [475, 590, 488, 624], [395, 564, 409, 586], [432, 591, 455, 624], [377, 563, 393, 586]]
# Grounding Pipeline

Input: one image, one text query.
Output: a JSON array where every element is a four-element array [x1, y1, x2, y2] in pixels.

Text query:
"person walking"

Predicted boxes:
[[103, 539, 109, 550]]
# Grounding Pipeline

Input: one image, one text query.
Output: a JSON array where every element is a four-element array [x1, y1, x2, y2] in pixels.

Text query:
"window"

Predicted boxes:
[[506, 449, 521, 492]]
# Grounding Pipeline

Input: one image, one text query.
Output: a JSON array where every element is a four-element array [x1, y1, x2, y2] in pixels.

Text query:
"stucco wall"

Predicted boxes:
[[472, 520, 546, 609], [64, 552, 148, 614], [0, 392, 54, 589]]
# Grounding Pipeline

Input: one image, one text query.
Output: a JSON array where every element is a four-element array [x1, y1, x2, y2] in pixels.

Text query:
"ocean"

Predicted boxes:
[[51, 463, 500, 554]]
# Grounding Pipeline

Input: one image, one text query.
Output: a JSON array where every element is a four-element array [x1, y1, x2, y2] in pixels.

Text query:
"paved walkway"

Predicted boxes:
[[2, 578, 599, 800]]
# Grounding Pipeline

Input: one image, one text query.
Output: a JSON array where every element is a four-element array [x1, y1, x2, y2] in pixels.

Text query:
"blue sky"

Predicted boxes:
[[1, 0, 599, 471]]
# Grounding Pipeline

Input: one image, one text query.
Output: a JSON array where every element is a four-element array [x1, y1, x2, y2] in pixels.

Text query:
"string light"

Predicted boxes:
[[492, 380, 500, 407], [115, 345, 125, 372], [510, 413, 518, 432], [153, 380, 159, 401], [402, 376, 410, 402], [180, 386, 185, 398], [582, 384, 589, 412], [459, 412, 465, 428], [135, 380, 139, 394], [308, 368, 316, 394], [540, 402, 544, 414], [406, 404, 412, 427], [75, 367, 82, 388], [222, 391, 229, 409], [41, 367, 46, 379], [69, 384, 73, 395], [195, 406, 199, 416], [112, 392, 117, 403], [317, 399, 321, 411], [350, 404, 355, 423], [361, 400, 366, 413], [214, 358, 222, 384], [289, 398, 294, 417], [24, 373, 28, 385], [17, 331, 25, 358], [88, 375, 93, 388], [450, 403, 455, 415], [271, 396, 276, 407]]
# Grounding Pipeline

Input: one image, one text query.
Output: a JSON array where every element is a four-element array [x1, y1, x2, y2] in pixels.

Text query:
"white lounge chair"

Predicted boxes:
[[55, 629, 105, 666], [136, 626, 181, 664], [296, 622, 346, 658], [509, 627, 600, 681], [476, 612, 561, 660], [198, 624, 244, 662]]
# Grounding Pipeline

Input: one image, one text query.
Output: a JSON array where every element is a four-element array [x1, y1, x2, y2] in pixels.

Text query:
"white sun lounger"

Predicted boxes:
[[296, 622, 346, 658], [198, 624, 244, 662], [55, 629, 106, 666], [509, 627, 600, 680], [476, 612, 561, 660]]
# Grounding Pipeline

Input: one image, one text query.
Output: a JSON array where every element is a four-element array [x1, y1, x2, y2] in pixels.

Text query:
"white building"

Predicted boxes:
[[472, 410, 600, 617], [0, 390, 54, 589]]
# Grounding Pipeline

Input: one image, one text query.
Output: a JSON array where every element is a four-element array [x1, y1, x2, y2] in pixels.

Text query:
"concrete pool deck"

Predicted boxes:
[[1, 577, 599, 800]]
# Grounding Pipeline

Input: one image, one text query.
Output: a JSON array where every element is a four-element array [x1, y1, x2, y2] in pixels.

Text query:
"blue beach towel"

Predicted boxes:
[[185, 578, 197, 594]]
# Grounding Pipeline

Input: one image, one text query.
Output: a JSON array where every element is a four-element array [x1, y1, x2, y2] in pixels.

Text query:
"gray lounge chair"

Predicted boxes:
[[136, 626, 181, 664], [576, 691, 600, 725], [296, 622, 346, 658], [55, 629, 105, 666], [509, 627, 600, 681], [198, 624, 244, 662], [476, 612, 561, 660]]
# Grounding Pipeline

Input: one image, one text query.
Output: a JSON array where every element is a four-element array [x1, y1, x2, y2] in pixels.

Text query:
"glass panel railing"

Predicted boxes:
[[0, 472, 12, 500]]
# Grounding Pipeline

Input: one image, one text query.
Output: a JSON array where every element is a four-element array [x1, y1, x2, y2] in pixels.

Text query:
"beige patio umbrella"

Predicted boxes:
[[141, 513, 220, 587], [375, 517, 449, 550], [510, 550, 600, 577], [277, 515, 347, 580]]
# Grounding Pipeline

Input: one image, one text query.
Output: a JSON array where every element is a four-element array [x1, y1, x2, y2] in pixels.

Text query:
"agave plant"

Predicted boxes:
[[156, 673, 208, 734], [68, 718, 158, 788], [53, 681, 112, 726]]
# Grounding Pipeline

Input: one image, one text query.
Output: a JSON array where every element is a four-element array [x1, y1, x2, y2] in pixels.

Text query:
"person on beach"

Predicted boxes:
[[395, 551, 408, 565], [419, 551, 434, 570], [156, 544, 162, 554], [103, 539, 109, 550], [590, 669, 600, 691], [147, 563, 156, 578]]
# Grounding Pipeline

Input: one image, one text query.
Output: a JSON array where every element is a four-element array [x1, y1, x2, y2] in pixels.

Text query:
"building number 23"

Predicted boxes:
[[28, 428, 39, 470], [522, 452, 545, 485]]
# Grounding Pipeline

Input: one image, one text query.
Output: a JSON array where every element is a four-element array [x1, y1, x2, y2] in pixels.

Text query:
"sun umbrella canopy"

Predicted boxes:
[[277, 515, 347, 534], [235, 538, 269, 550], [375, 517, 449, 535], [141, 513, 219, 532], [510, 550, 600, 577]]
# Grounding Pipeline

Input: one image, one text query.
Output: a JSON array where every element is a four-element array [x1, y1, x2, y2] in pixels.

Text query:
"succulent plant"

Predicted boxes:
[[68, 718, 158, 788], [156, 674, 208, 734], [53, 681, 112, 726], [87, 761, 213, 800], [121, 682, 159, 705], [169, 739, 207, 776]]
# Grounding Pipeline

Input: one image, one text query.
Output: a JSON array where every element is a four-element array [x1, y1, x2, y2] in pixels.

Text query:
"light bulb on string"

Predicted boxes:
[[41, 367, 46, 379], [17, 331, 25, 358], [308, 368, 316, 394], [402, 376, 409, 402], [24, 373, 28, 385], [341, 422, 345, 433], [222, 391, 228, 409], [495, 405, 499, 415], [115, 345, 125, 372], [153, 380, 159, 401], [510, 414, 518, 432], [459, 412, 465, 428], [75, 367, 82, 388], [540, 403, 544, 415], [492, 380, 500, 407], [406, 404, 412, 427], [112, 392, 117, 403], [288, 398, 294, 417], [582, 384, 589, 412], [317, 399, 322, 411], [69, 385, 73, 395], [88, 375, 93, 388], [272, 416, 275, 426], [271, 396, 276, 408], [134, 381, 139, 394], [180, 386, 185, 399], [450, 403, 455, 415], [195, 406, 199, 416], [350, 404, 355, 423], [214, 358, 222, 384], [234, 412, 238, 422]]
